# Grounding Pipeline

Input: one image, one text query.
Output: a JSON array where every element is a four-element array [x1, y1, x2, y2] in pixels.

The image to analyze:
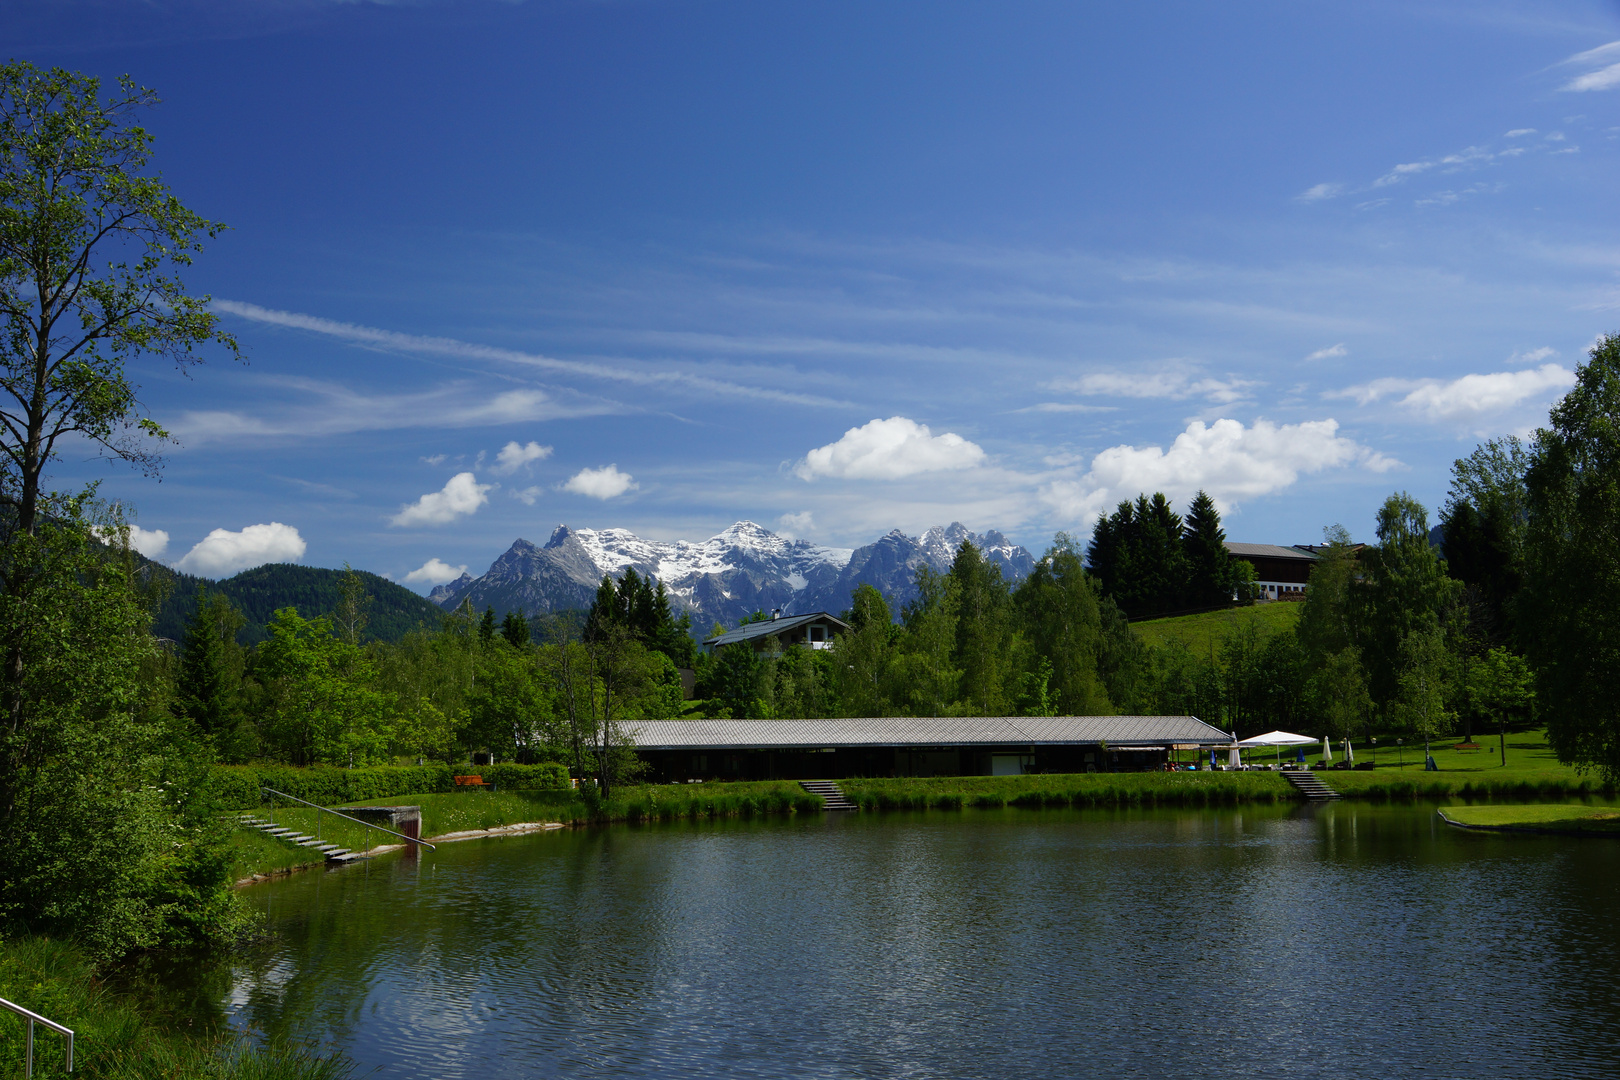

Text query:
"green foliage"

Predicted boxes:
[[1012, 543, 1112, 714], [1356, 493, 1463, 713], [249, 608, 390, 766], [1087, 493, 1191, 618], [1469, 646, 1535, 736], [0, 937, 354, 1079], [1441, 436, 1528, 646], [212, 762, 571, 809], [175, 589, 247, 760], [0, 509, 245, 958], [1183, 490, 1236, 608], [0, 62, 240, 534], [1522, 332, 1620, 781]]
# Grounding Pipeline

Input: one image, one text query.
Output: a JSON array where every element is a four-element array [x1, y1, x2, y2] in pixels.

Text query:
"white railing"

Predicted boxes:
[[2, 995, 73, 1075]]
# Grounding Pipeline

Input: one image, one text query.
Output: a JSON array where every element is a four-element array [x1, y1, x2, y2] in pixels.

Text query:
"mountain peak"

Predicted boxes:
[[545, 525, 573, 549]]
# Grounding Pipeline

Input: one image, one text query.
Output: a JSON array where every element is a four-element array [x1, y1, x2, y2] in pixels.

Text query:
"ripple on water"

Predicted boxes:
[[227, 806, 1620, 1079]]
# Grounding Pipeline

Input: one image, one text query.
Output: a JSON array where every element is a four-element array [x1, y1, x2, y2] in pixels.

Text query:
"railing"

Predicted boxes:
[[2, 995, 72, 1075], [259, 787, 437, 851]]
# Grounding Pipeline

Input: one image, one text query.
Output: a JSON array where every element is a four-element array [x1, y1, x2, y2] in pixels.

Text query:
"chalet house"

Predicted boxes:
[[701, 611, 852, 655], [1224, 542, 1321, 602]]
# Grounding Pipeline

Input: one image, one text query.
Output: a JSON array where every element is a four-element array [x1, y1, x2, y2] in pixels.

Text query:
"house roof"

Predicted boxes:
[[625, 714, 1230, 751], [1224, 542, 1322, 562], [702, 611, 850, 648]]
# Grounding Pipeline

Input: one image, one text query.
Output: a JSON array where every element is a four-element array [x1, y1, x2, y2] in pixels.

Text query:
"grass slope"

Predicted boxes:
[[1131, 602, 1301, 653]]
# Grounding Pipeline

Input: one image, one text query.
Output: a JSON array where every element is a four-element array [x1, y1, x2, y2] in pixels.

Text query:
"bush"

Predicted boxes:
[[213, 762, 570, 809]]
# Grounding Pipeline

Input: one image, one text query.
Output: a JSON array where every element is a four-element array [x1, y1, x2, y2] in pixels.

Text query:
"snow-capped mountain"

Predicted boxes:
[[429, 520, 1036, 631]]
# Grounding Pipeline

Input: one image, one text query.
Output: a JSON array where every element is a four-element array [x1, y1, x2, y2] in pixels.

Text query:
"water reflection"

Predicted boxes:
[[228, 804, 1620, 1079]]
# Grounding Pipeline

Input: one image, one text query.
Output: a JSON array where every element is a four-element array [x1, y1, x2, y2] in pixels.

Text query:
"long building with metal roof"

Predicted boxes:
[[626, 714, 1229, 781]]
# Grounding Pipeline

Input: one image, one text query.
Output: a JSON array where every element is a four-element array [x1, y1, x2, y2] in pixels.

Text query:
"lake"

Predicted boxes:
[[226, 803, 1620, 1078]]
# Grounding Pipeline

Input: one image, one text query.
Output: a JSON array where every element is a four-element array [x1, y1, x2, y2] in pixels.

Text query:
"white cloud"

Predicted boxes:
[[176, 522, 306, 577], [1040, 418, 1398, 523], [1559, 40, 1620, 92], [93, 524, 170, 559], [390, 472, 493, 526], [211, 299, 846, 409], [1048, 369, 1258, 404], [492, 440, 553, 474], [794, 417, 986, 481], [421, 454, 446, 466], [512, 485, 542, 505], [1504, 128, 1536, 138], [778, 510, 814, 536], [1373, 161, 1435, 187], [564, 464, 638, 499], [404, 558, 468, 585], [1563, 63, 1620, 92], [1337, 362, 1574, 422], [1296, 182, 1343, 202], [1305, 343, 1348, 362]]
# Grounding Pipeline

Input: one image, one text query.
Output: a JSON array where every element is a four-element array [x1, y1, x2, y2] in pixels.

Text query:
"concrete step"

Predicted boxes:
[[799, 780, 857, 811]]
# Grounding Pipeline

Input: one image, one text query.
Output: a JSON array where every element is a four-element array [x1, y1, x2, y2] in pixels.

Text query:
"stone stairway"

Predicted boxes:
[[1281, 769, 1341, 800], [239, 814, 369, 862], [800, 780, 857, 812]]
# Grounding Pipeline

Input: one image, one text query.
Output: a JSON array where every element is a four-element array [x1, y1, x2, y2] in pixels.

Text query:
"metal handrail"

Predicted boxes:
[[259, 787, 436, 851], [2, 995, 72, 1075]]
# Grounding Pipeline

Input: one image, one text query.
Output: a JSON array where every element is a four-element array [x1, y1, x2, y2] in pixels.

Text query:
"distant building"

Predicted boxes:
[[1224, 542, 1321, 602], [701, 611, 851, 655], [629, 714, 1230, 781]]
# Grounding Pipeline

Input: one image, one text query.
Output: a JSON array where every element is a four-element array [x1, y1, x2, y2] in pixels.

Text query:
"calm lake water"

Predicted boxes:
[[227, 804, 1620, 1079]]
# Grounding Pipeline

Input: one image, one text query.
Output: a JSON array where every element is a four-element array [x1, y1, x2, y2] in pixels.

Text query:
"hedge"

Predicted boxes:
[[213, 762, 571, 809]]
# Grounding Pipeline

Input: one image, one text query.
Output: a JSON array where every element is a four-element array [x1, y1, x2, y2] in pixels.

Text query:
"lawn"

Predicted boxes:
[[1441, 804, 1620, 833], [1131, 602, 1301, 653]]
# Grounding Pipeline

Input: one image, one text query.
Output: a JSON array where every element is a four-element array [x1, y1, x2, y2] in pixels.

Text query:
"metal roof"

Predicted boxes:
[[702, 611, 850, 648], [1224, 542, 1321, 561], [626, 715, 1230, 751]]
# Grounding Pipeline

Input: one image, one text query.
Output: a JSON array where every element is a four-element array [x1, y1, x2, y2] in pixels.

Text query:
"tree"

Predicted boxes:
[[499, 609, 531, 649], [1356, 494, 1461, 714], [332, 563, 373, 645], [253, 607, 390, 766], [1296, 524, 1359, 662], [478, 606, 496, 645], [1086, 493, 1191, 618], [175, 587, 247, 757], [0, 505, 245, 956], [1391, 627, 1454, 756], [0, 64, 239, 538], [1011, 538, 1112, 715], [1521, 333, 1620, 781], [1182, 490, 1234, 609], [1441, 436, 1529, 646], [949, 540, 1013, 715], [1469, 646, 1534, 766]]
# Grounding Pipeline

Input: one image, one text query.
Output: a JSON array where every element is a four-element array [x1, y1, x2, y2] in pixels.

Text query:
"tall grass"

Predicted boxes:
[[842, 772, 1294, 810], [602, 782, 823, 823], [0, 938, 351, 1080]]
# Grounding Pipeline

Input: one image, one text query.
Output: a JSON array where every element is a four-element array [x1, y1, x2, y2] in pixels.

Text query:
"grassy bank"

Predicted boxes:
[[842, 771, 1294, 809], [233, 782, 822, 880], [0, 938, 350, 1080], [1441, 804, 1620, 833], [1131, 602, 1301, 652]]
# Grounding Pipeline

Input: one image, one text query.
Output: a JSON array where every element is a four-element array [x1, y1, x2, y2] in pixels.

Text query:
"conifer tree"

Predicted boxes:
[[176, 589, 246, 753], [1182, 490, 1234, 609]]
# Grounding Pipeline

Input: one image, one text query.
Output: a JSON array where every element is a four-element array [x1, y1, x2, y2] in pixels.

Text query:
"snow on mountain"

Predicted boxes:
[[430, 520, 1032, 630]]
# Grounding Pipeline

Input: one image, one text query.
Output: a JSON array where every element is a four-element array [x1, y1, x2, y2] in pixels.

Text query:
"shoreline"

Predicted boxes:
[[232, 821, 569, 887], [1436, 807, 1620, 837]]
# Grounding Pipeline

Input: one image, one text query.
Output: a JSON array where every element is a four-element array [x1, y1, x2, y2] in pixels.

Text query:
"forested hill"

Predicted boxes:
[[149, 563, 448, 645]]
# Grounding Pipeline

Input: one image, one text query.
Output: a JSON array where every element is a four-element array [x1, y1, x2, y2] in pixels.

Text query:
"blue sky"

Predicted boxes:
[[9, 0, 1620, 588]]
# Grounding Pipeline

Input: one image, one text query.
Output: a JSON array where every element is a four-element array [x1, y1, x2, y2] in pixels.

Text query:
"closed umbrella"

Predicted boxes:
[[1227, 743, 1243, 769], [1344, 738, 1354, 763], [1321, 736, 1333, 764]]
